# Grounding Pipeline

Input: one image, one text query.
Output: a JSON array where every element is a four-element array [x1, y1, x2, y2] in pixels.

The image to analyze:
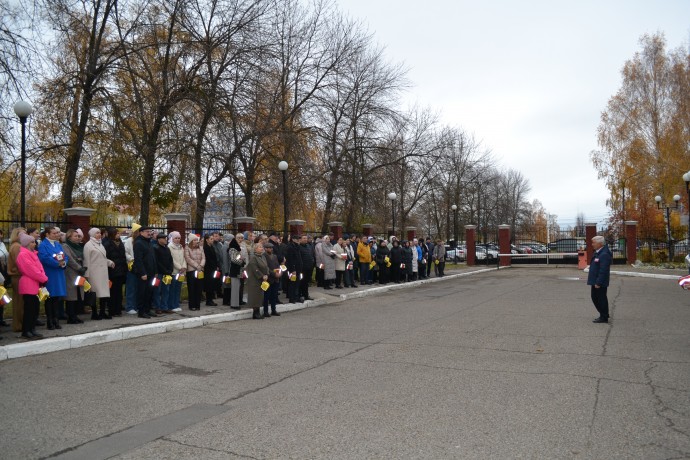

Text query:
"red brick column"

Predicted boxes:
[[406, 227, 416, 241], [234, 217, 256, 234], [63, 207, 96, 242], [498, 224, 511, 267], [328, 221, 343, 239], [625, 221, 638, 265], [362, 224, 374, 237], [165, 213, 189, 246], [465, 225, 477, 266], [288, 219, 306, 237], [585, 223, 597, 263]]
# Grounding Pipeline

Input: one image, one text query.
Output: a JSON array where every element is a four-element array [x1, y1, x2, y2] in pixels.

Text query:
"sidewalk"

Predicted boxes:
[[0, 265, 489, 360]]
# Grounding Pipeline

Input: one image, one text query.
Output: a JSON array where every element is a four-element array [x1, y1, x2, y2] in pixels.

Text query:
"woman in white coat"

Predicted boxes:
[[83, 227, 115, 320], [333, 237, 347, 288]]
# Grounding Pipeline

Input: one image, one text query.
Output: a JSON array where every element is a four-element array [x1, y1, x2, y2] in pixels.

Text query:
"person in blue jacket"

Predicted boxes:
[[37, 226, 69, 330], [587, 235, 612, 323]]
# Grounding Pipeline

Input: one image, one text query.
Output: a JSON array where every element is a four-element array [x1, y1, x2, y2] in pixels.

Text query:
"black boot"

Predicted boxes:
[[263, 308, 271, 318], [252, 308, 263, 319], [100, 300, 112, 320], [46, 309, 55, 330], [271, 309, 281, 317]]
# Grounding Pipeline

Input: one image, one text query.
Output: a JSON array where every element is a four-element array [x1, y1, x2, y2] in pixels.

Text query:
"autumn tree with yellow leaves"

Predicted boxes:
[[592, 33, 690, 240]]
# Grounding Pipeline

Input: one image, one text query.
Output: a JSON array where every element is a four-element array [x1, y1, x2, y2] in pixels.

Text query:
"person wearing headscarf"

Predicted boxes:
[[184, 233, 205, 311], [343, 236, 357, 288], [83, 227, 115, 320], [262, 242, 281, 317], [62, 229, 86, 324], [103, 227, 127, 317], [246, 242, 270, 319], [16, 233, 46, 339], [168, 231, 186, 312], [6, 227, 27, 332], [402, 240, 414, 282], [37, 226, 69, 330], [228, 233, 246, 309], [320, 235, 336, 290]]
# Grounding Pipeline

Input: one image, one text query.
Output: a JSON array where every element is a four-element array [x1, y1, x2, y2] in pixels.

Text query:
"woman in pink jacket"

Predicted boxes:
[[15, 233, 48, 340]]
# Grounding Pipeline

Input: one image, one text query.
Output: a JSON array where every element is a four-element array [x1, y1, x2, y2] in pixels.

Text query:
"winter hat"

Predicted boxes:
[[131, 223, 142, 232], [75, 228, 84, 239], [88, 227, 101, 238], [19, 233, 35, 248], [168, 231, 181, 243], [224, 233, 234, 242], [187, 233, 200, 244]]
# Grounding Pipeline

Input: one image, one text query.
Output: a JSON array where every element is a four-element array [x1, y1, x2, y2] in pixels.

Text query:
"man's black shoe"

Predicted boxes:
[[138, 313, 151, 319], [592, 318, 608, 323]]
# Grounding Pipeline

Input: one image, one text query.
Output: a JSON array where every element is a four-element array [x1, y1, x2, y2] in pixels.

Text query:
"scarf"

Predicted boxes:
[[65, 239, 84, 259]]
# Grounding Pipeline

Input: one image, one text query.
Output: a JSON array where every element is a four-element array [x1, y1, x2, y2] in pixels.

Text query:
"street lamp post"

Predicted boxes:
[[451, 204, 458, 263], [13, 101, 33, 228], [388, 192, 397, 237], [279, 161, 289, 241], [683, 171, 690, 248], [655, 194, 681, 260]]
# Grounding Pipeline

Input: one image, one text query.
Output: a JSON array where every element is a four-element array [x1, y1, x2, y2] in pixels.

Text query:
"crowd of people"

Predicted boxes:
[[0, 224, 448, 340]]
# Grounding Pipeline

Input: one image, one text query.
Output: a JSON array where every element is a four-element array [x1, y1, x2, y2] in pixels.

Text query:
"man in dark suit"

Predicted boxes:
[[133, 226, 158, 318], [285, 234, 303, 303], [587, 235, 612, 323]]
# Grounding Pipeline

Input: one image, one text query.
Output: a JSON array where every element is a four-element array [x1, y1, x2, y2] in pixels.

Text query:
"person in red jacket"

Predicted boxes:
[[15, 233, 48, 340]]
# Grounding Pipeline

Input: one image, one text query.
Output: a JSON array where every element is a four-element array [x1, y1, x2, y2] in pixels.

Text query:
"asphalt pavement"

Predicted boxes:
[[0, 266, 688, 459]]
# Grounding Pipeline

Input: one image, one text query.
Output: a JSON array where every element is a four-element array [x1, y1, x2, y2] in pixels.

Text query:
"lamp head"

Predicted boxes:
[[655, 195, 662, 204], [684, 171, 690, 183], [13, 100, 33, 119], [451, 204, 457, 211], [388, 192, 397, 201], [278, 160, 288, 171], [673, 194, 681, 203]]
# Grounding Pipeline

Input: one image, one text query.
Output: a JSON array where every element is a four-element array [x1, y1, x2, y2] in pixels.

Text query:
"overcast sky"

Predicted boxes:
[[337, 0, 690, 227]]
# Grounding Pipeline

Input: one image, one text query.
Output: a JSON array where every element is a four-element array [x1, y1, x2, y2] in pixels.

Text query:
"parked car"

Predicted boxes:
[[547, 238, 585, 253]]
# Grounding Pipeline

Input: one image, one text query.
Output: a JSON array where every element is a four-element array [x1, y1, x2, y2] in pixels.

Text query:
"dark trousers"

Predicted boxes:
[[109, 276, 125, 315], [187, 272, 202, 308], [263, 283, 279, 312], [591, 286, 609, 319], [136, 277, 153, 313], [300, 268, 312, 299], [288, 279, 300, 302], [344, 269, 355, 286], [22, 294, 38, 335], [436, 261, 445, 276], [418, 262, 427, 278], [316, 267, 324, 287], [335, 270, 344, 287], [359, 263, 369, 284], [390, 265, 401, 283]]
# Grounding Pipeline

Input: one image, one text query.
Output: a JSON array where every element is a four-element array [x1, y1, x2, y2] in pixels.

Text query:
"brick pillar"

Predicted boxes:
[[234, 217, 256, 234], [465, 225, 477, 266], [328, 221, 343, 239], [164, 213, 189, 246], [362, 224, 374, 237], [625, 221, 638, 265], [498, 224, 511, 267], [585, 223, 597, 263], [63, 208, 96, 242], [406, 227, 416, 241], [288, 219, 306, 237]]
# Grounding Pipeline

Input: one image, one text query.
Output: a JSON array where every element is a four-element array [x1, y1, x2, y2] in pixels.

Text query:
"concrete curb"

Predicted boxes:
[[610, 270, 683, 280], [0, 298, 328, 362]]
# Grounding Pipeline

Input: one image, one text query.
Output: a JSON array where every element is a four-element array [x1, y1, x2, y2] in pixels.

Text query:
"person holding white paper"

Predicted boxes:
[[184, 233, 205, 311]]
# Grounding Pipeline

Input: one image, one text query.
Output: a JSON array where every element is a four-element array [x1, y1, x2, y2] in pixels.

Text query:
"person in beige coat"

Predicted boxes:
[[333, 237, 347, 288], [245, 242, 270, 319], [83, 227, 115, 320]]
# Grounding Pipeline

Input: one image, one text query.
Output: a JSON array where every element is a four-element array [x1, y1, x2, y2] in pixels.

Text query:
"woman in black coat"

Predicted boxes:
[[375, 241, 390, 285], [401, 240, 414, 282], [389, 240, 403, 284], [202, 234, 219, 306], [103, 227, 128, 316]]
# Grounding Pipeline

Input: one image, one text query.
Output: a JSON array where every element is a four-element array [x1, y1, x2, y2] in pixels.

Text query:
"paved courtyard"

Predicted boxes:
[[1, 267, 688, 459]]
